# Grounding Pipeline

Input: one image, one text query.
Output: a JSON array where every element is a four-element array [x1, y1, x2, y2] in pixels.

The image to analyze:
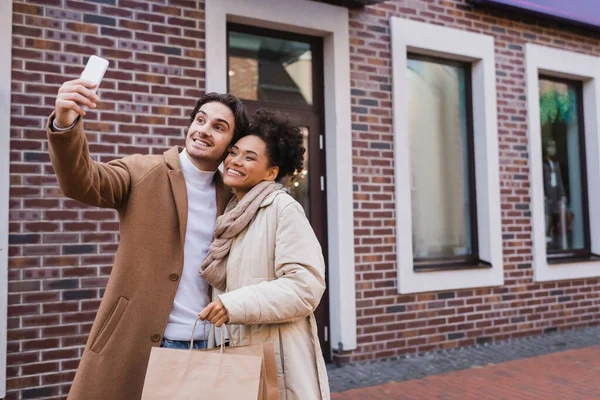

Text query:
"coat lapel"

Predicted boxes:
[[164, 147, 187, 245], [164, 146, 232, 241]]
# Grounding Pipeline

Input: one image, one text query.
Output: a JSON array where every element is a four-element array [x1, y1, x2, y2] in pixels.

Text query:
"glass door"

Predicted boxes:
[[227, 23, 330, 360]]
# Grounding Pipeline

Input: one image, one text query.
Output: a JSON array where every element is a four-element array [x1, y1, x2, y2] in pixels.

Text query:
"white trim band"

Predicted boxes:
[[0, 1, 13, 397]]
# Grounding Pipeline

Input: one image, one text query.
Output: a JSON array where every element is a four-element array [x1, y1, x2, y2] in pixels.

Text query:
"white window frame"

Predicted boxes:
[[390, 18, 503, 294], [205, 0, 356, 351], [0, 1, 12, 397], [525, 43, 600, 282]]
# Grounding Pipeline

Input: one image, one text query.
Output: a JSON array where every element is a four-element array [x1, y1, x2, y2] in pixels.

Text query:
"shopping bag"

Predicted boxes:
[[141, 320, 262, 399], [207, 337, 280, 400], [261, 340, 280, 400]]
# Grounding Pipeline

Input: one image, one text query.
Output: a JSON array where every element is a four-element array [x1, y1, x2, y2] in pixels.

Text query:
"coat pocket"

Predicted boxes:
[[90, 296, 129, 354]]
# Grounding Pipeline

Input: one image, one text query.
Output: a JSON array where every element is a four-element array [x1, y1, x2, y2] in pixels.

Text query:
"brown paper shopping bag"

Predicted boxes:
[[141, 320, 262, 400], [207, 337, 280, 400]]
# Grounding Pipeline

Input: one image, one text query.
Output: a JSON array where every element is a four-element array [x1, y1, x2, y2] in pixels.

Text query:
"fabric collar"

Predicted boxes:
[[179, 149, 216, 188]]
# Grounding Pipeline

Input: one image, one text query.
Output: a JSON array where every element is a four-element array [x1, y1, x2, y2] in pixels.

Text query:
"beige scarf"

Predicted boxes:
[[199, 180, 280, 291]]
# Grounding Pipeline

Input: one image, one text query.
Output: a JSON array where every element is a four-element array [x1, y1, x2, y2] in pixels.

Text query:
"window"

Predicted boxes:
[[227, 25, 322, 217], [525, 43, 600, 282], [407, 55, 478, 270], [539, 77, 590, 260], [390, 17, 503, 294]]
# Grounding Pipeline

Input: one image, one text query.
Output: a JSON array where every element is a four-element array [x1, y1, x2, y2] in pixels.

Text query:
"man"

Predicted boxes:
[[47, 79, 248, 399], [542, 139, 567, 248]]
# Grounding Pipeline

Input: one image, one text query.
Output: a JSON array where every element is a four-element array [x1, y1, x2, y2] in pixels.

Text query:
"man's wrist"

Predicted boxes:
[[52, 119, 77, 132]]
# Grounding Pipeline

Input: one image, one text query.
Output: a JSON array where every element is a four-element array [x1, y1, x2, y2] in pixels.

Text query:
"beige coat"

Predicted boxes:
[[46, 114, 231, 399], [215, 190, 330, 400]]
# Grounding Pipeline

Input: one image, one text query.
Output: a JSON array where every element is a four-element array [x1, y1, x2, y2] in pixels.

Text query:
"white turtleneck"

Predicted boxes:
[[164, 149, 217, 340]]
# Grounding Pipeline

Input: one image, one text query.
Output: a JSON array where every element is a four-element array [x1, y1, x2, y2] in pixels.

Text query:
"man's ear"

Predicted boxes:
[[265, 166, 279, 181]]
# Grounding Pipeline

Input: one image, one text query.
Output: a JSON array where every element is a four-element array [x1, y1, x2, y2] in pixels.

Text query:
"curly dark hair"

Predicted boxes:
[[187, 92, 249, 145], [248, 109, 305, 181]]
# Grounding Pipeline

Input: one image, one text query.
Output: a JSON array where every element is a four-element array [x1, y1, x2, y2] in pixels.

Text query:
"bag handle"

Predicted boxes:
[[190, 318, 233, 353]]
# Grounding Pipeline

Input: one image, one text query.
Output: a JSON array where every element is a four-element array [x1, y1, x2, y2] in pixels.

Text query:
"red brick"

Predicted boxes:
[[6, 375, 40, 391], [43, 325, 79, 337], [42, 348, 80, 362], [101, 6, 133, 18], [13, 3, 42, 15], [42, 371, 77, 385], [119, 19, 148, 30], [21, 337, 61, 352], [21, 362, 60, 376]]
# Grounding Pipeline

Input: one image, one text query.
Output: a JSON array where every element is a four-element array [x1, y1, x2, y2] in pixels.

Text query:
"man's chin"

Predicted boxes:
[[186, 145, 209, 159], [185, 149, 214, 165]]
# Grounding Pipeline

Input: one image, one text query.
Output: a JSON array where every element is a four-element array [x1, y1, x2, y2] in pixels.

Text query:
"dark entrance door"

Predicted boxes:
[[227, 23, 330, 360]]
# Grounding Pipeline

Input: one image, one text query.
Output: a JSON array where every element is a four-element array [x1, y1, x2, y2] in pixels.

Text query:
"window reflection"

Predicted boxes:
[[406, 56, 475, 261], [280, 127, 310, 216], [539, 78, 587, 253], [228, 30, 313, 106]]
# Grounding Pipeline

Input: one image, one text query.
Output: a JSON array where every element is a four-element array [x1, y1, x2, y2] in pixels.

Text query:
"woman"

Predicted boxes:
[[198, 110, 330, 400]]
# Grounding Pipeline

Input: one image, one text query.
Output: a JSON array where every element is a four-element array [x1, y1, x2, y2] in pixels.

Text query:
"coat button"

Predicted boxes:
[[169, 273, 179, 281], [151, 333, 161, 342]]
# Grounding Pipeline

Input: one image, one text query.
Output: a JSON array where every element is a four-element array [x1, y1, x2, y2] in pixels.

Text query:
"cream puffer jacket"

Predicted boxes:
[[214, 190, 330, 400]]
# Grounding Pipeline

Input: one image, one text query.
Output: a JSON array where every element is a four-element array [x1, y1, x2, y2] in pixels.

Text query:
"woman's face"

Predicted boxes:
[[223, 135, 279, 199]]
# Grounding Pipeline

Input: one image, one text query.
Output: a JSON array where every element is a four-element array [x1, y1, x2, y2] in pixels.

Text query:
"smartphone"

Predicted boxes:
[[80, 55, 109, 94]]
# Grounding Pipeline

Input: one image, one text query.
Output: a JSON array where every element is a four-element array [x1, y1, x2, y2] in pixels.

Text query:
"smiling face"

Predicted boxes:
[[185, 101, 236, 171], [223, 135, 279, 200]]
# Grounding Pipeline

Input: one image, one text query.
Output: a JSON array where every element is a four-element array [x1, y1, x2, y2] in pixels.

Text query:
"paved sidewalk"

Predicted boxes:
[[328, 325, 600, 394], [330, 346, 600, 399]]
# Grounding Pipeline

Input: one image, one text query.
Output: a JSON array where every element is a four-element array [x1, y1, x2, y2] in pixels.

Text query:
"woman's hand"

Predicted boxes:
[[198, 299, 229, 327]]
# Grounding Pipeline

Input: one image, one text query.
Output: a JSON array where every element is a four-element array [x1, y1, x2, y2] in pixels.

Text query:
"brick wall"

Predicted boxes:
[[6, 0, 600, 398], [346, 0, 600, 363], [8, 0, 205, 398]]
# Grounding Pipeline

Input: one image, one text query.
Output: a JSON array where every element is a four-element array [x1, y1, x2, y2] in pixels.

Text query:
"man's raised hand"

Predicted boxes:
[[54, 79, 99, 129]]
